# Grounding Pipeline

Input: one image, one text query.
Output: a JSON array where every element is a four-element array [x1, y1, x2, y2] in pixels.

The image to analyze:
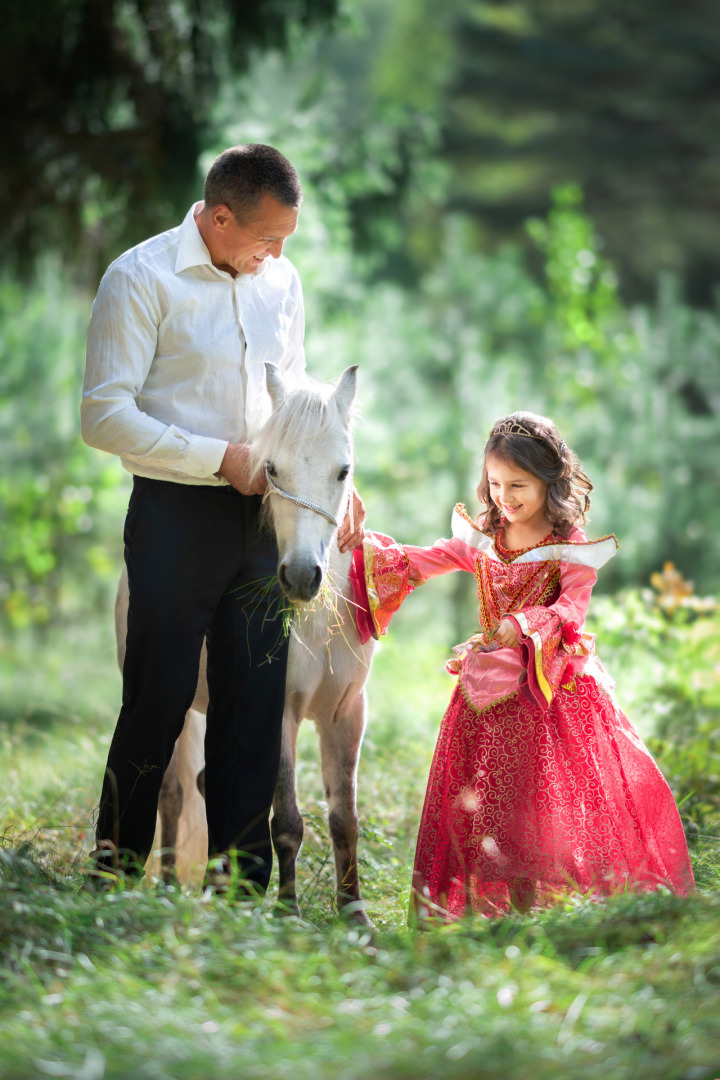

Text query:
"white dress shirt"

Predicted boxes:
[[81, 203, 306, 485]]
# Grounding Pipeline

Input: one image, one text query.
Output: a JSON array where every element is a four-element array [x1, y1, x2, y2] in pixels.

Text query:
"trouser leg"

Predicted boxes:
[[95, 478, 275, 873], [204, 495, 289, 891]]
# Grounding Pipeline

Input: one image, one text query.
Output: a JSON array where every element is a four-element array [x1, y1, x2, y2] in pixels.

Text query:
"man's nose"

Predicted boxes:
[[267, 239, 284, 258]]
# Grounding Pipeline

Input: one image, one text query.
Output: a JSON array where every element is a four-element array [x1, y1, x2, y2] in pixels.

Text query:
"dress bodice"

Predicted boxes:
[[475, 548, 562, 638]]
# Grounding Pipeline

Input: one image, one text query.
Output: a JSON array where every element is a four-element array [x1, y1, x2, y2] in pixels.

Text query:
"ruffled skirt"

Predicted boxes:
[[412, 674, 695, 920]]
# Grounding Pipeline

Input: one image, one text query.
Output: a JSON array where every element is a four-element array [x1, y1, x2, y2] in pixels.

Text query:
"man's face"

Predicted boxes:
[[212, 194, 299, 276]]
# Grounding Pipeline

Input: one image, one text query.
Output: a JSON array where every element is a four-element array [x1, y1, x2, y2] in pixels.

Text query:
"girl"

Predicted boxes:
[[352, 411, 694, 920]]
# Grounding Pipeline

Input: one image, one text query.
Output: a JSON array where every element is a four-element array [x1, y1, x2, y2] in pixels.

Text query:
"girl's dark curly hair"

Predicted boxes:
[[478, 411, 592, 539]]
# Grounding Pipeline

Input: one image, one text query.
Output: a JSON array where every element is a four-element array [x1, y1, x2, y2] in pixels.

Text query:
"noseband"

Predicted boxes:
[[263, 471, 341, 528]]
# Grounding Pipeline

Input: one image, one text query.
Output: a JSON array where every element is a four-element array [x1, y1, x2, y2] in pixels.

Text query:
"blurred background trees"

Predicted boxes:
[[1, 0, 719, 646], [442, 0, 720, 305], [1, 0, 341, 282]]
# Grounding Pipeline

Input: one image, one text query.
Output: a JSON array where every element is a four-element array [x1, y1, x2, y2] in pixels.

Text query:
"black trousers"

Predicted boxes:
[[95, 476, 289, 888]]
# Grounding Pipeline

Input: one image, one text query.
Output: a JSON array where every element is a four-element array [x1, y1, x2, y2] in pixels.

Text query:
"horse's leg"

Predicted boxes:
[[318, 688, 372, 926], [158, 742, 183, 885], [174, 708, 208, 884], [271, 703, 304, 916]]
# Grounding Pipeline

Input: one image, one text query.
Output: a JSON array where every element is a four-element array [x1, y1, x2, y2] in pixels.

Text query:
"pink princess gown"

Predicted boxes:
[[351, 506, 695, 919]]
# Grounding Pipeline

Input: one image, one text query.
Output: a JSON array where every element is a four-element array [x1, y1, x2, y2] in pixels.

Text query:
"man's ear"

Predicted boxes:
[[210, 204, 233, 231]]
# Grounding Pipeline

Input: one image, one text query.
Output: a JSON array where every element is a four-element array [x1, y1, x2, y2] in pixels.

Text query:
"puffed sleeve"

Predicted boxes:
[[505, 561, 598, 710], [349, 530, 476, 643]]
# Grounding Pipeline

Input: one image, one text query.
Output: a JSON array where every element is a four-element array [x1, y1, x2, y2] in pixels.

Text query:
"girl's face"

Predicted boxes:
[[484, 455, 549, 531]]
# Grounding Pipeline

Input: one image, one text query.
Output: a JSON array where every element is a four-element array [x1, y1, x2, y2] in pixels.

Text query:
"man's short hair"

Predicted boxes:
[[203, 144, 302, 223]]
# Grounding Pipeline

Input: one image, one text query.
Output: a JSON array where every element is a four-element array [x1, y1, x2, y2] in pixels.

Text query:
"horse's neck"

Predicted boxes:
[[328, 544, 353, 597]]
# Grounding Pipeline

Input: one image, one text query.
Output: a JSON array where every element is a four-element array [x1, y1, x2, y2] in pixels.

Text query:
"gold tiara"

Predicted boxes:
[[493, 418, 542, 440]]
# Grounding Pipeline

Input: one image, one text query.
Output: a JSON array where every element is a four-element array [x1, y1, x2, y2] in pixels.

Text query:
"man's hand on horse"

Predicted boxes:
[[338, 488, 366, 553], [216, 443, 266, 496]]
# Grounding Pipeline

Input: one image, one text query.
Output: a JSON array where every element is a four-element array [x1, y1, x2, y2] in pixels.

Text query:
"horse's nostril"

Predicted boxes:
[[278, 561, 324, 601]]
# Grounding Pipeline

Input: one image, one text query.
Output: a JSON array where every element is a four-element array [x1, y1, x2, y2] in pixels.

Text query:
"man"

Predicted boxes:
[[81, 143, 362, 890]]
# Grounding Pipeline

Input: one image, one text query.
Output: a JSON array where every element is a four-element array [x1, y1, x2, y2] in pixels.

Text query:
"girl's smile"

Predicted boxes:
[[484, 455, 551, 539]]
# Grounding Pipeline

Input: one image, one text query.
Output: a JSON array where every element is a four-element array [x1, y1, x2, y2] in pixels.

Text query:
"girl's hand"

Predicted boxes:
[[338, 488, 366, 552], [495, 617, 520, 648]]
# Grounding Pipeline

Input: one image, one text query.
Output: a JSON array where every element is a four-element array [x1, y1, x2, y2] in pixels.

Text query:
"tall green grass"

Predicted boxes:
[[0, 598, 718, 1079], [1, 850, 718, 1080]]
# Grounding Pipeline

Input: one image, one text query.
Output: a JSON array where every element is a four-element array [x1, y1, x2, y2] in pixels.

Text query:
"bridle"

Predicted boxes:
[[262, 470, 344, 529]]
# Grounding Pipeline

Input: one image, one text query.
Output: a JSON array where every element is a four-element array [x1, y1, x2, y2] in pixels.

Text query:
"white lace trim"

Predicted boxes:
[[451, 508, 618, 569]]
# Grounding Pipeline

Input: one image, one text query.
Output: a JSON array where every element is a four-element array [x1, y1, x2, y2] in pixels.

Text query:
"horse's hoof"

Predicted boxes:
[[159, 867, 179, 889], [273, 898, 302, 919], [338, 901, 375, 929]]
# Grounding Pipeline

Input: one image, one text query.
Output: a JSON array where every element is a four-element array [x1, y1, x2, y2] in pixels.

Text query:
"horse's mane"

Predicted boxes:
[[249, 375, 351, 481]]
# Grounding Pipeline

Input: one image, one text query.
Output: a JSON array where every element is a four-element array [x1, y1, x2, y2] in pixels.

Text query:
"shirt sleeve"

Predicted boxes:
[[281, 271, 306, 378], [81, 266, 229, 479]]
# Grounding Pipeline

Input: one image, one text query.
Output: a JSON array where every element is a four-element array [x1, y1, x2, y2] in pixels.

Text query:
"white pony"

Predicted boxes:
[[115, 364, 376, 923]]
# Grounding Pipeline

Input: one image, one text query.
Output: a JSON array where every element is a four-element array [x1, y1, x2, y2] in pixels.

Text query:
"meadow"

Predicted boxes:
[[3, 4, 720, 1076], [1, 585, 719, 1080]]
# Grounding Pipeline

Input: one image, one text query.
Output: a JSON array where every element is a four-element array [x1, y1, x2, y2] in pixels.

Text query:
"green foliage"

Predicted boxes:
[[0, 270, 127, 630], [646, 611, 720, 864], [443, 0, 720, 303], [586, 587, 720, 887], [4, 4, 719, 638], [2, 0, 342, 278], [526, 182, 621, 352]]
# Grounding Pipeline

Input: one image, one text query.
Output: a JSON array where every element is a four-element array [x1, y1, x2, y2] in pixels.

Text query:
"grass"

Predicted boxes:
[[0, 609, 719, 1079], [0, 858, 718, 1080]]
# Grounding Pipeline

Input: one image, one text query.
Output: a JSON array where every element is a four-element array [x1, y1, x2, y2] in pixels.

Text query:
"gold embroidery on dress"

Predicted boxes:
[[454, 503, 483, 530], [458, 678, 519, 717], [474, 557, 561, 637], [494, 529, 559, 564]]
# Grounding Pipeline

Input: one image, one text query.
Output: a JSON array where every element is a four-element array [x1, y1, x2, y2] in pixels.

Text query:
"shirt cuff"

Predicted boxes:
[[181, 435, 229, 479]]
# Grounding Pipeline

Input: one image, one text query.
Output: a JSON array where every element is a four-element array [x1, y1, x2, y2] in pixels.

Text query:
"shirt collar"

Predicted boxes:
[[174, 202, 272, 280], [175, 203, 214, 274]]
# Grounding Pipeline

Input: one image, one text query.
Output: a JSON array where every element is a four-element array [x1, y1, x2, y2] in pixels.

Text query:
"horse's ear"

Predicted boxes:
[[331, 365, 358, 420], [265, 363, 287, 409]]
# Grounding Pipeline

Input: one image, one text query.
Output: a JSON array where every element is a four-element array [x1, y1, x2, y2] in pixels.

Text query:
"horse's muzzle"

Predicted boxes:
[[278, 561, 323, 603]]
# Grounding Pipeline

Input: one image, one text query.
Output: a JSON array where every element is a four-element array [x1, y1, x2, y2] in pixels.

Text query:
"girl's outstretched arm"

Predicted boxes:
[[351, 532, 476, 642]]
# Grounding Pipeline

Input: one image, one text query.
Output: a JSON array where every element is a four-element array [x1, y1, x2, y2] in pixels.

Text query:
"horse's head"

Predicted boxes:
[[252, 364, 357, 603]]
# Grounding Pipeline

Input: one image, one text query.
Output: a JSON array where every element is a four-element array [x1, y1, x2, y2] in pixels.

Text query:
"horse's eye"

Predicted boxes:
[[338, 466, 350, 482], [266, 463, 277, 478]]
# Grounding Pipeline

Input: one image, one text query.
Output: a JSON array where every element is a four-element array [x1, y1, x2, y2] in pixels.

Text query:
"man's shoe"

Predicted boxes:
[[202, 853, 265, 903], [81, 844, 143, 893]]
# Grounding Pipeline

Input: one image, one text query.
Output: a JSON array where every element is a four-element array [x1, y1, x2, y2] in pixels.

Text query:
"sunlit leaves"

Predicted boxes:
[[0, 270, 126, 631]]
